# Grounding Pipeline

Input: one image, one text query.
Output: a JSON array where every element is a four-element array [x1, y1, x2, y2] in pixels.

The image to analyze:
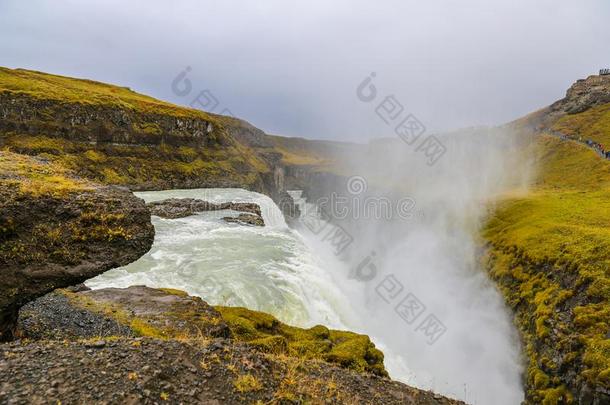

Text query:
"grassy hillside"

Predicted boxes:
[[0, 150, 92, 197], [3, 132, 267, 190], [553, 103, 610, 146], [483, 127, 610, 402], [0, 67, 357, 195], [0, 67, 218, 121], [0, 67, 272, 192], [265, 135, 352, 168]]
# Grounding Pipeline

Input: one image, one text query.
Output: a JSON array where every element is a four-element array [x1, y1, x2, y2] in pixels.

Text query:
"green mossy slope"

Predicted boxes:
[[216, 306, 387, 377], [54, 287, 388, 378], [483, 132, 610, 403], [553, 103, 610, 146], [0, 67, 217, 120], [0, 67, 271, 192]]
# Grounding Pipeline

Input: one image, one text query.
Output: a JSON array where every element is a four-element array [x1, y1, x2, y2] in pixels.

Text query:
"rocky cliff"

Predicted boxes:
[[550, 74, 610, 116], [516, 74, 610, 134], [0, 151, 154, 340], [0, 68, 289, 200]]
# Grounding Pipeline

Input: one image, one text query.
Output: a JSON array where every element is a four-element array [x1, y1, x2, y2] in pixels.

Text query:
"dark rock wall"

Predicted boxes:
[[0, 93, 219, 147]]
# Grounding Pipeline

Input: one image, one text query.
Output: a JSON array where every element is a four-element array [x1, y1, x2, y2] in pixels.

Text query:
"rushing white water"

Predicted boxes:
[[292, 201, 524, 405], [87, 188, 356, 329], [285, 129, 531, 405]]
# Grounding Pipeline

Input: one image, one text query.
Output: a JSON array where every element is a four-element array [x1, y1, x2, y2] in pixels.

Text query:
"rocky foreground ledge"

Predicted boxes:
[[2, 286, 465, 404], [0, 151, 154, 340]]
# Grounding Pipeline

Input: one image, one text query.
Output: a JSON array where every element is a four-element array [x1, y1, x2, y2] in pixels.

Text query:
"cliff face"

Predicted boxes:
[[0, 151, 154, 340], [519, 74, 610, 133], [0, 92, 218, 148], [0, 67, 373, 221], [0, 68, 287, 197], [483, 75, 610, 404]]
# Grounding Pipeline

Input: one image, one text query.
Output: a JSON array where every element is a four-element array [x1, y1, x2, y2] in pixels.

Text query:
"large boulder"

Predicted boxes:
[[0, 151, 154, 340]]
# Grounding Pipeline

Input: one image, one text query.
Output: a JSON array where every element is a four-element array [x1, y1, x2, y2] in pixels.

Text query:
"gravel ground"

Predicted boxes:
[[17, 290, 134, 340], [0, 337, 465, 405]]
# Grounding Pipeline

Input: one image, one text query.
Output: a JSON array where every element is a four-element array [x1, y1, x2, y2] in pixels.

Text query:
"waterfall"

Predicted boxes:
[[87, 188, 356, 330]]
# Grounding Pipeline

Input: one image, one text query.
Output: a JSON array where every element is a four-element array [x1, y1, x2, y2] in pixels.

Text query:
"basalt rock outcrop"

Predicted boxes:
[[147, 198, 263, 221], [17, 286, 231, 341], [523, 74, 610, 131], [0, 151, 154, 341], [551, 74, 610, 115], [0, 92, 218, 148], [223, 213, 265, 227]]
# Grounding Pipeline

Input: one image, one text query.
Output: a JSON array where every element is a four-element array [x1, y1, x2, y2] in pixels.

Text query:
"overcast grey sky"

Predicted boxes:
[[1, 0, 608, 141]]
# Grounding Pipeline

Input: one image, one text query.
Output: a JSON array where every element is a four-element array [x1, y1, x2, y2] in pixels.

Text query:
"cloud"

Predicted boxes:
[[1, 0, 608, 140]]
